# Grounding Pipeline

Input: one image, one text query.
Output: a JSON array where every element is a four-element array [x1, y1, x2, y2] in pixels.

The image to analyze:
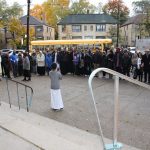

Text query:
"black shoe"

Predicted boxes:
[[22, 79, 26, 81]]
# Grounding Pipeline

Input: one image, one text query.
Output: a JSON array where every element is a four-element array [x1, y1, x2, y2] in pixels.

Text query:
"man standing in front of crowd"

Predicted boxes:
[[142, 49, 150, 84]]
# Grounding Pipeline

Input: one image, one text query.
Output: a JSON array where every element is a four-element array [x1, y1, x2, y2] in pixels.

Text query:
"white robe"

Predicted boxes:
[[50, 89, 64, 109]]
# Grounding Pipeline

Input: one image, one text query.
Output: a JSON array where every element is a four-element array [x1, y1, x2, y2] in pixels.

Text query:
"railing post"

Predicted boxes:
[[16, 83, 20, 110], [105, 75, 122, 150], [25, 86, 29, 112], [113, 75, 120, 146], [6, 79, 11, 108]]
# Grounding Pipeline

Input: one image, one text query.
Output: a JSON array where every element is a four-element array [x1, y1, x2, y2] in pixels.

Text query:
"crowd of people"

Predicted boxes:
[[0, 47, 150, 84]]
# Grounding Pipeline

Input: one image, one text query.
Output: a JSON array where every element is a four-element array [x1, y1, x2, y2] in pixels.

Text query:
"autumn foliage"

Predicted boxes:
[[103, 0, 129, 24]]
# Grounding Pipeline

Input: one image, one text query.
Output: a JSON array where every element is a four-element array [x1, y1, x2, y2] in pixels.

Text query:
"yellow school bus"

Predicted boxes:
[[31, 39, 112, 52]]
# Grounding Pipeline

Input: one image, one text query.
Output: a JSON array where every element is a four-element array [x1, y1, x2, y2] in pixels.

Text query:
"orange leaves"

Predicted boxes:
[[30, 0, 70, 29], [30, 4, 44, 21], [57, 0, 70, 7]]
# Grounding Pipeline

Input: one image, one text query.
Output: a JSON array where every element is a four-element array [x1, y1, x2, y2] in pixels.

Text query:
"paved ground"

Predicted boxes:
[[0, 74, 150, 150]]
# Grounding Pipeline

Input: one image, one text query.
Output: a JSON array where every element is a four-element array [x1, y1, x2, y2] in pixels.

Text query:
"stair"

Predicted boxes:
[[0, 102, 141, 150]]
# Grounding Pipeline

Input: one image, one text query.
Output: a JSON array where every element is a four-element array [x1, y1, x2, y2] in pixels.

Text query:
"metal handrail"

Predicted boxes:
[[5, 78, 33, 112], [88, 68, 150, 150]]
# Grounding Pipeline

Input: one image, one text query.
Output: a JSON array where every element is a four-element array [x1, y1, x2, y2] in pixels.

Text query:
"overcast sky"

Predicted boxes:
[[7, 0, 136, 16]]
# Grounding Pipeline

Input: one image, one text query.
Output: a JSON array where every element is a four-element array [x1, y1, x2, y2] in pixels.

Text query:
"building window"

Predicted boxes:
[[72, 36, 82, 39], [96, 24, 106, 32], [62, 25, 66, 32], [90, 25, 93, 31], [84, 36, 93, 39], [96, 36, 105, 39], [84, 25, 87, 31], [47, 27, 49, 33], [36, 26, 43, 32], [72, 25, 81, 32]]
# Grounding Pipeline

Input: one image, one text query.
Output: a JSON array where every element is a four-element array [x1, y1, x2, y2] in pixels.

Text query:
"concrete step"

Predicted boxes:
[[0, 102, 140, 150], [0, 127, 40, 150]]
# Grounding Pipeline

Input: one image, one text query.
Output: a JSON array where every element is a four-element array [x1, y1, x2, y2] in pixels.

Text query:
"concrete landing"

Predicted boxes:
[[0, 102, 140, 150]]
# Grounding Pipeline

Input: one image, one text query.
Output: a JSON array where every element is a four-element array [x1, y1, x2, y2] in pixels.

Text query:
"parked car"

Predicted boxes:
[[128, 47, 136, 54], [1, 49, 26, 57], [1, 49, 13, 56], [15, 49, 26, 55]]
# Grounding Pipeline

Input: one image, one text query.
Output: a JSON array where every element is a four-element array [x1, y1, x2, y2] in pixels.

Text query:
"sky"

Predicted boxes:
[[7, 0, 136, 16]]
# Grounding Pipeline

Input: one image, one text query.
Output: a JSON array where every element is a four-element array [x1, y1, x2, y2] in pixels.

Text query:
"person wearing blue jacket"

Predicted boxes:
[[45, 51, 53, 75], [10, 50, 18, 78]]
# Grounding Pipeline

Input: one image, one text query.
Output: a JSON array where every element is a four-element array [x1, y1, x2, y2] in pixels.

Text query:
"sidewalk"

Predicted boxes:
[[0, 102, 140, 150]]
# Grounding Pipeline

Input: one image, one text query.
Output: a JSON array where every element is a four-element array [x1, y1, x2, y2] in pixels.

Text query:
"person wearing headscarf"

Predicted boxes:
[[22, 52, 31, 81], [18, 52, 23, 76], [132, 53, 138, 79], [31, 51, 37, 74]]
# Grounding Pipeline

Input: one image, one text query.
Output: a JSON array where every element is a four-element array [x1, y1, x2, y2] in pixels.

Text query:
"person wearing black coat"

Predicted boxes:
[[100, 51, 107, 78], [122, 51, 131, 77], [142, 50, 150, 83], [114, 48, 123, 74], [107, 50, 114, 79], [84, 52, 93, 75], [4, 54, 11, 78]]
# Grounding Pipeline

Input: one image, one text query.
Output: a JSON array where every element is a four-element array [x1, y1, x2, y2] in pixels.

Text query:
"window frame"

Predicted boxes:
[[90, 25, 93, 31], [72, 25, 82, 32], [96, 24, 106, 32]]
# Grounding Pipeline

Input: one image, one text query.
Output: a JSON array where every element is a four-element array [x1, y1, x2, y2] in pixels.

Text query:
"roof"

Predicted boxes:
[[58, 14, 118, 25], [121, 14, 144, 27], [20, 15, 50, 27]]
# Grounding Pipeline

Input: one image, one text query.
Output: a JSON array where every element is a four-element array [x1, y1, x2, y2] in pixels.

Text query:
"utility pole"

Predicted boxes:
[[26, 0, 31, 53], [116, 0, 120, 47]]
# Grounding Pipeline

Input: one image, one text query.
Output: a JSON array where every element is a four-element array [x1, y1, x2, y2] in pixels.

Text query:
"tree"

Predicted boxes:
[[133, 0, 150, 36], [70, 0, 96, 14], [30, 0, 71, 37], [7, 18, 26, 48], [0, 1, 23, 21], [102, 0, 129, 24], [7, 2, 23, 18], [0, 0, 23, 48], [7, 18, 36, 48], [30, 4, 44, 21]]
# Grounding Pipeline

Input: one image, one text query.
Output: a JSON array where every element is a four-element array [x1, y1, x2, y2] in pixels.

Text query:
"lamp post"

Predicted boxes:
[[26, 0, 31, 53], [116, 0, 120, 47]]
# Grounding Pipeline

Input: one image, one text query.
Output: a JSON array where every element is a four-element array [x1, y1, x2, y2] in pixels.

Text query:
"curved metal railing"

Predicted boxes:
[[88, 68, 150, 150], [4, 78, 33, 112]]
